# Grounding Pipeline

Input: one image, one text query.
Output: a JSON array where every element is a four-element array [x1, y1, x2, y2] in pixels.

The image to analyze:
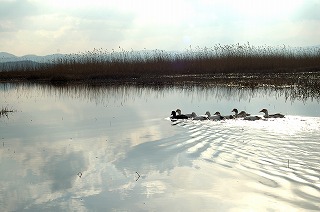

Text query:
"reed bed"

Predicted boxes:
[[0, 43, 320, 87]]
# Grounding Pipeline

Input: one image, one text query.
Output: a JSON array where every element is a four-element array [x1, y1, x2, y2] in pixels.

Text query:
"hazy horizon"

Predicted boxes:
[[1, 0, 320, 56]]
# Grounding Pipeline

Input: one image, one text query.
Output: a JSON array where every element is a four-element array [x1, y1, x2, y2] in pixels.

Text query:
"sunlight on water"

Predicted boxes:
[[171, 117, 320, 210], [0, 83, 320, 211]]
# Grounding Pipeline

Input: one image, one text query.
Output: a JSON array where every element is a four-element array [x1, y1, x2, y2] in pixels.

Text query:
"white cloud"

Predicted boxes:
[[0, 0, 319, 55]]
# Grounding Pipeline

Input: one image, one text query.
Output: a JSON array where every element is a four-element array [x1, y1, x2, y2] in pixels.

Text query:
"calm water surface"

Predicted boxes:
[[0, 83, 320, 211]]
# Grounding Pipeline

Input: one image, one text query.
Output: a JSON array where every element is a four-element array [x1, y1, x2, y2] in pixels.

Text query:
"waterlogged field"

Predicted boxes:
[[0, 83, 319, 211]]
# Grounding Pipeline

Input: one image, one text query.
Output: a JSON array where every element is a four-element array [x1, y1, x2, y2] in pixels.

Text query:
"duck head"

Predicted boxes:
[[259, 109, 268, 113], [231, 108, 238, 113]]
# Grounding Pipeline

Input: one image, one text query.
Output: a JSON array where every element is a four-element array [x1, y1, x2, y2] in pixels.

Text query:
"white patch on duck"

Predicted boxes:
[[260, 108, 285, 118], [205, 111, 225, 121]]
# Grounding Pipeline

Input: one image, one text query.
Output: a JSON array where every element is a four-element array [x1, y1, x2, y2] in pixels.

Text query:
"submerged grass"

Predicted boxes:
[[0, 43, 320, 87], [0, 106, 14, 118]]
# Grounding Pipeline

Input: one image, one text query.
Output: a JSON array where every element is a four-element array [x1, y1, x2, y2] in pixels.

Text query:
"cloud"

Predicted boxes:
[[1, 0, 319, 55], [68, 8, 135, 42], [0, 0, 41, 32], [294, 0, 320, 21], [43, 152, 87, 191], [0, 0, 39, 19], [0, 2, 136, 54]]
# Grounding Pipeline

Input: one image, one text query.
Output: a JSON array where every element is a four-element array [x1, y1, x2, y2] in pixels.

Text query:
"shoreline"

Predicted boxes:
[[1, 70, 320, 87]]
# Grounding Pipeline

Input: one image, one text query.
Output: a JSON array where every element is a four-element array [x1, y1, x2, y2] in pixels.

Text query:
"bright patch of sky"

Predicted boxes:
[[0, 0, 319, 56]]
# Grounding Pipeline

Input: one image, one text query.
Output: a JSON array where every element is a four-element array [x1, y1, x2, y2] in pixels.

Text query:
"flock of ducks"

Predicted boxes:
[[170, 108, 285, 121]]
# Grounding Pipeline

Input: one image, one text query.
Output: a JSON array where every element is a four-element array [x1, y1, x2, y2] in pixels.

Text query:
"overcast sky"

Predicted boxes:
[[0, 0, 319, 56]]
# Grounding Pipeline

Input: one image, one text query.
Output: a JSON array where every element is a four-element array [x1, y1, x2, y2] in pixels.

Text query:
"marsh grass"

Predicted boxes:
[[0, 106, 14, 118], [0, 43, 320, 87]]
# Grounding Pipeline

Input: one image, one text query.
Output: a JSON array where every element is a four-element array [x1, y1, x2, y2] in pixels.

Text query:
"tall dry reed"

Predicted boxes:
[[0, 43, 320, 82]]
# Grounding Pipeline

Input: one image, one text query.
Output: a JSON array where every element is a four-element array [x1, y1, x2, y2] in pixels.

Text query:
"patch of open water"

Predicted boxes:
[[0, 83, 319, 211]]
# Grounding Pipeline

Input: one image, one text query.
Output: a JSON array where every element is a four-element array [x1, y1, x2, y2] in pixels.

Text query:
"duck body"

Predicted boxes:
[[260, 109, 285, 118], [192, 114, 209, 121], [214, 111, 234, 120], [205, 111, 225, 121], [232, 108, 250, 118], [239, 111, 251, 117], [171, 111, 188, 120], [243, 116, 261, 121]]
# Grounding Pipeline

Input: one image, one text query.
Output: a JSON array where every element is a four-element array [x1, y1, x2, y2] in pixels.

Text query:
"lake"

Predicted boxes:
[[1, 83, 320, 211]]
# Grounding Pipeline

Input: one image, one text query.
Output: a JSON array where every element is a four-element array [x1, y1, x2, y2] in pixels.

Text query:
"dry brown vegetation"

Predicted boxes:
[[0, 43, 320, 87]]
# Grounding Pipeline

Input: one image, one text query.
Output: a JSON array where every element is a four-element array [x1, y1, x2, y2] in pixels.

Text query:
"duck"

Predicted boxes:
[[231, 108, 250, 118], [170, 111, 188, 120], [239, 111, 250, 117], [188, 112, 209, 120], [214, 111, 234, 119], [259, 109, 285, 118], [233, 109, 261, 120], [205, 111, 225, 121], [175, 109, 195, 118]]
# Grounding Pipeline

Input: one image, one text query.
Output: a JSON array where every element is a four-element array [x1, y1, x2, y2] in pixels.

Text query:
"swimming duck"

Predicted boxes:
[[231, 108, 250, 118], [259, 109, 285, 118], [205, 111, 225, 121], [214, 111, 234, 119], [186, 111, 208, 120], [176, 109, 195, 118], [171, 111, 188, 120], [239, 111, 250, 117]]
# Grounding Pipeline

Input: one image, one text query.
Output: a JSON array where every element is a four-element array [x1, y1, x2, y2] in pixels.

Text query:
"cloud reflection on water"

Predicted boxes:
[[0, 83, 320, 211]]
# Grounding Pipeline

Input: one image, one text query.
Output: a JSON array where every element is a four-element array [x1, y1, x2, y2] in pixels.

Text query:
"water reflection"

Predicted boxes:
[[2, 82, 319, 119], [1, 81, 320, 105], [0, 83, 320, 211]]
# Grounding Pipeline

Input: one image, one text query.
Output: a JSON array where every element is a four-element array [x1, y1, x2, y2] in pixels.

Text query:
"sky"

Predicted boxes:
[[0, 0, 319, 56]]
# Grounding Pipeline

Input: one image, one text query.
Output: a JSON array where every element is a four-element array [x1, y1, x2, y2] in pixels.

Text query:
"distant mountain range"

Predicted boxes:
[[0, 52, 65, 71], [0, 50, 172, 71], [0, 52, 64, 63]]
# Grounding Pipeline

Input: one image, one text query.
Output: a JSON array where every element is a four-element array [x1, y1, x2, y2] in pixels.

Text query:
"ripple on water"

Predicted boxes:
[[170, 116, 320, 209]]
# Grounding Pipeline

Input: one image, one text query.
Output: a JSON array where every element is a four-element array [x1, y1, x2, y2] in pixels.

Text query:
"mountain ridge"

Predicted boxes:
[[0, 52, 64, 63]]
